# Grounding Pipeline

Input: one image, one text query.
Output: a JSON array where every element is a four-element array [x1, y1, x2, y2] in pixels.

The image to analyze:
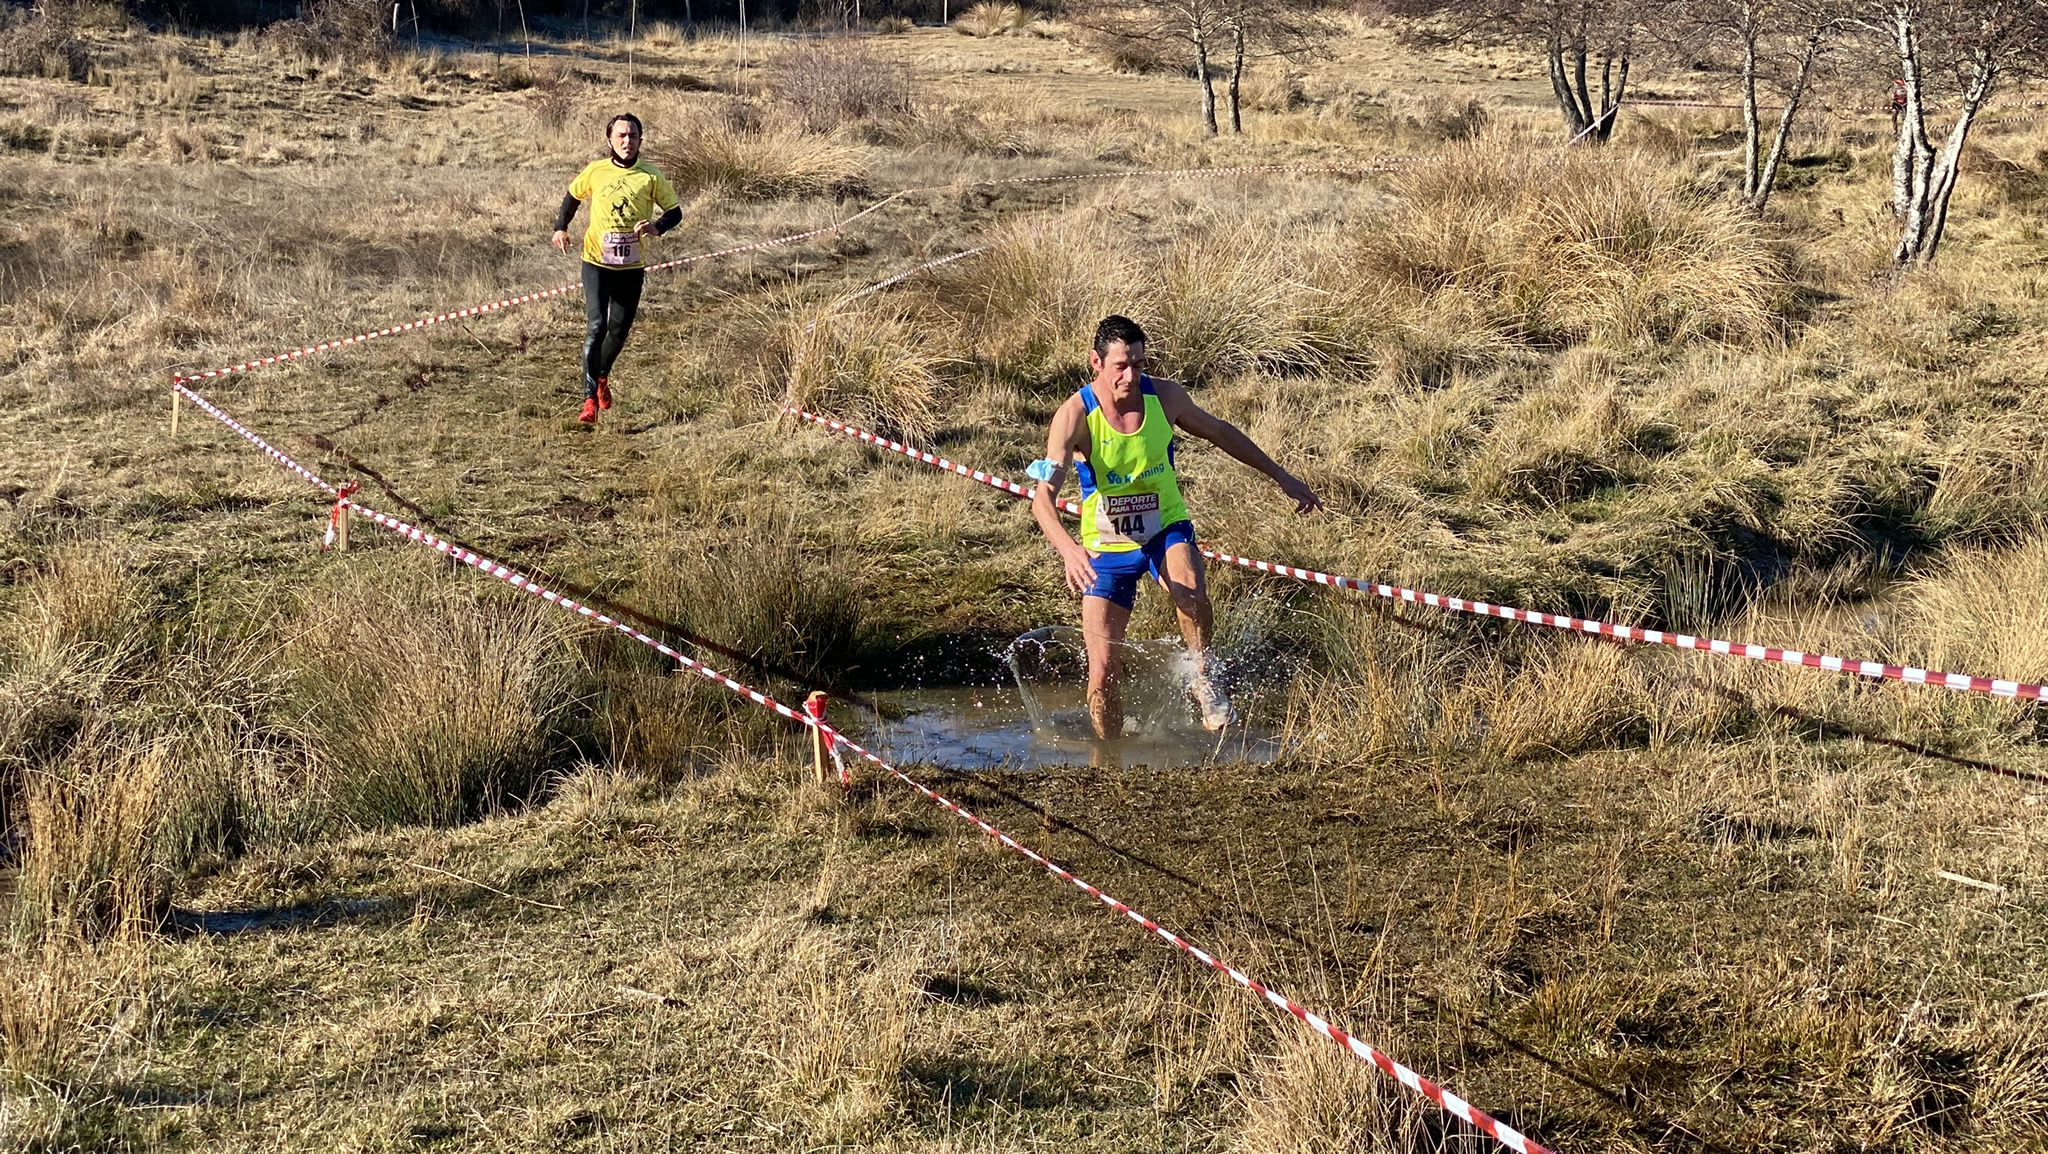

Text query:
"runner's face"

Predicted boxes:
[[609, 122, 641, 162], [1090, 340, 1146, 400]]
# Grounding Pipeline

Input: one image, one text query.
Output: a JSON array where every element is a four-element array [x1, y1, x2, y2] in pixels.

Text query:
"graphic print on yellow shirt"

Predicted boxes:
[[567, 157, 680, 270]]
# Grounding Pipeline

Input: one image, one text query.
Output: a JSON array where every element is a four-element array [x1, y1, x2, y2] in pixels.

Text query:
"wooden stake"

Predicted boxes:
[[335, 503, 350, 552], [806, 691, 829, 784], [169, 389, 181, 437]]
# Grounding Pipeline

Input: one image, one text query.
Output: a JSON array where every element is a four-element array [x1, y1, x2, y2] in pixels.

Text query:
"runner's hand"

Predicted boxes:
[[1278, 472, 1323, 514], [551, 229, 570, 252], [635, 219, 659, 239], [1060, 544, 1098, 594]]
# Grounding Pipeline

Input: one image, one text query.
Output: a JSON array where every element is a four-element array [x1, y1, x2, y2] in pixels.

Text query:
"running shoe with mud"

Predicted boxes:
[[1189, 673, 1236, 732], [595, 376, 613, 410]]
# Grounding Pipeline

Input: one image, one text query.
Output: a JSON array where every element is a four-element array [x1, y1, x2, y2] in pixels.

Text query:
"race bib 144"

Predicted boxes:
[[1096, 492, 1161, 547]]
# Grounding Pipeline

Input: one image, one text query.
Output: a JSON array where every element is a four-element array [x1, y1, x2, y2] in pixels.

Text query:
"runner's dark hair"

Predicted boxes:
[[1093, 315, 1146, 357], [607, 112, 643, 136]]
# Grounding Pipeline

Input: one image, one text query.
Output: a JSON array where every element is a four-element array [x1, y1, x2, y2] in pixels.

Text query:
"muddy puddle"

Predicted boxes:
[[860, 626, 1286, 771]]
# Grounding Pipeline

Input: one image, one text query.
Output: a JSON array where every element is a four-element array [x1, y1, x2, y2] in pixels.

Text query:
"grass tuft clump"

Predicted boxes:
[[953, 1, 1029, 38], [938, 209, 1146, 386], [761, 291, 948, 442], [1154, 222, 1346, 380], [768, 38, 915, 134], [654, 110, 868, 200], [287, 569, 589, 829], [0, 11, 90, 81], [1349, 136, 1786, 350]]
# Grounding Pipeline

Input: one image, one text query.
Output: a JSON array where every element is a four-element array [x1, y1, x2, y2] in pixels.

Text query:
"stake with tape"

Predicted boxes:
[[172, 376, 1556, 1154], [785, 406, 2048, 705]]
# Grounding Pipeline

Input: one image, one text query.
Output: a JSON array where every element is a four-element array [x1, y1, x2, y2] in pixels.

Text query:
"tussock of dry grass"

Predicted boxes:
[[653, 111, 869, 200], [14, 737, 173, 939], [942, 205, 1349, 385], [634, 511, 874, 690], [1349, 136, 1787, 349], [952, 2, 1030, 38], [1236, 1029, 1443, 1154], [0, 937, 146, 1104], [760, 290, 948, 440], [287, 569, 590, 829], [768, 38, 915, 134]]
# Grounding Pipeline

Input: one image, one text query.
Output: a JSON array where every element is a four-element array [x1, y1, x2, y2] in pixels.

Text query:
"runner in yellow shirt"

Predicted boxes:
[[550, 112, 681, 425], [1030, 316, 1322, 740]]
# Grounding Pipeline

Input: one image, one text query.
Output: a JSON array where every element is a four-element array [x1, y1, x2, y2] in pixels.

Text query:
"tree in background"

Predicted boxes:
[[1673, 0, 1847, 213], [1080, 0, 1234, 134], [1385, 0, 1642, 143], [1218, 0, 1331, 132], [1854, 0, 2048, 264]]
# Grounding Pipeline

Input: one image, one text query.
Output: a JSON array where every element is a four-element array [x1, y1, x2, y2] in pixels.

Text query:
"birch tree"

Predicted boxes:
[[1385, 0, 1646, 143], [1856, 0, 2048, 264], [1082, 1, 1234, 134], [1677, 0, 1848, 213], [1218, 0, 1332, 133]]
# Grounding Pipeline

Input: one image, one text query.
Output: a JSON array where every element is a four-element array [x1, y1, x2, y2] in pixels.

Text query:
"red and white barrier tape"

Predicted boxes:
[[168, 194, 906, 389], [173, 377, 1553, 1154], [785, 407, 2048, 704], [167, 160, 1406, 391]]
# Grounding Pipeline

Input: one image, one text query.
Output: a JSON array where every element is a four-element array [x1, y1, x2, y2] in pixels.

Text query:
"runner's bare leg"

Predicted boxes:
[[1157, 541, 1213, 672], [1082, 594, 1131, 741]]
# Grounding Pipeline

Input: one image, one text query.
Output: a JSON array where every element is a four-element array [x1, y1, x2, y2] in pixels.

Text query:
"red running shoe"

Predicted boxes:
[[595, 376, 612, 410], [578, 396, 599, 424]]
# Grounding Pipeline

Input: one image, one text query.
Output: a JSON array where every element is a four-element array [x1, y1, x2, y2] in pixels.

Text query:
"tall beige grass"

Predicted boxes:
[[287, 569, 590, 828], [760, 290, 949, 440], [1235, 1029, 1443, 1154], [939, 208, 1147, 384], [943, 206, 1347, 385], [1346, 136, 1787, 349], [654, 111, 869, 200]]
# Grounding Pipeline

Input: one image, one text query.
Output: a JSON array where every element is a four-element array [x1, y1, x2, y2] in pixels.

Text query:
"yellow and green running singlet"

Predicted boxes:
[[567, 157, 680, 270], [1076, 378, 1189, 553]]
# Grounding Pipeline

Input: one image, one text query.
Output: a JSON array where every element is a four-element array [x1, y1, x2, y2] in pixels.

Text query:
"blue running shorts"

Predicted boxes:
[[1083, 520, 1196, 610]]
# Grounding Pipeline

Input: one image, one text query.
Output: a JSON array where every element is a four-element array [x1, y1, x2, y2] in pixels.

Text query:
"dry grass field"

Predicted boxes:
[[4, 6, 2048, 1152]]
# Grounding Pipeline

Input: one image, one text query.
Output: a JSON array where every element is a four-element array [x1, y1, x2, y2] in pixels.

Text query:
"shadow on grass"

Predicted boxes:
[[906, 1052, 1109, 1115], [167, 895, 407, 936], [922, 767, 1744, 1154]]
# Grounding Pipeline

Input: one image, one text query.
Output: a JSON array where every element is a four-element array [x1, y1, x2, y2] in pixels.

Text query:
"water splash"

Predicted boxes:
[[862, 623, 1285, 771]]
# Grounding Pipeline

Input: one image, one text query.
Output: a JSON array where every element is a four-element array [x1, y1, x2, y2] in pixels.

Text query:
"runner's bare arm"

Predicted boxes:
[[1033, 397, 1098, 593], [1152, 377, 1322, 514]]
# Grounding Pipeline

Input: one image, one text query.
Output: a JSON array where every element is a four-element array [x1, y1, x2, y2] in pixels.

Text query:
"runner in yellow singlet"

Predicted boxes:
[[1030, 316, 1322, 741], [550, 112, 682, 425]]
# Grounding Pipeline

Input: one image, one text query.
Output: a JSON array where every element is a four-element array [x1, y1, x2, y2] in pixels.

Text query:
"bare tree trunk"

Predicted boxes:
[[1890, 8, 1928, 221], [1751, 29, 1823, 215], [1601, 37, 1630, 141], [1548, 30, 1592, 138], [1228, 20, 1246, 133], [1194, 25, 1218, 134], [1740, 4, 1760, 199], [1901, 52, 1994, 263]]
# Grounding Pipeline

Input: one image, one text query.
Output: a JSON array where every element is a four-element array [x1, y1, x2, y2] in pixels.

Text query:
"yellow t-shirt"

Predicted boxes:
[[567, 157, 680, 270]]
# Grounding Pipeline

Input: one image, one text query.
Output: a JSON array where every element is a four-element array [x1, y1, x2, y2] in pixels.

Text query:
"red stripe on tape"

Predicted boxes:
[[784, 407, 2048, 705]]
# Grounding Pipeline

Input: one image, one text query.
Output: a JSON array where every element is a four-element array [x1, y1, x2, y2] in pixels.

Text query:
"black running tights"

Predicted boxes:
[[581, 262, 645, 398]]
